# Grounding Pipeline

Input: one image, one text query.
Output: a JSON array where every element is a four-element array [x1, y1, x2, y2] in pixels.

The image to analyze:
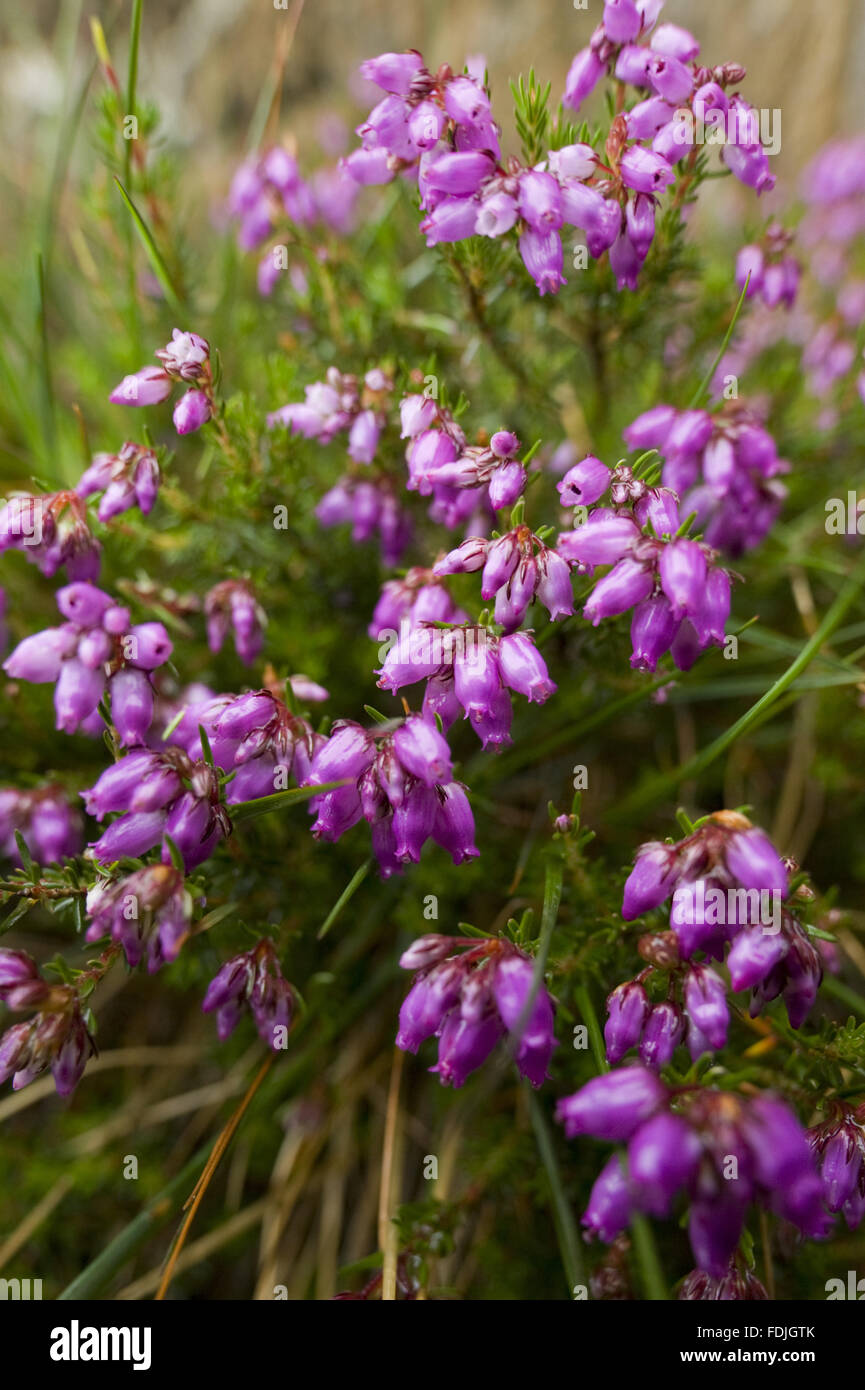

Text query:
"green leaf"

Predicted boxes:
[[229, 778, 348, 825], [114, 177, 185, 316]]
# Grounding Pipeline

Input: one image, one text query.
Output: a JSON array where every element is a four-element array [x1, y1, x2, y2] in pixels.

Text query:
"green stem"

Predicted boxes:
[[509, 856, 563, 1062], [574, 981, 608, 1073], [317, 857, 373, 940], [688, 277, 751, 410], [123, 0, 142, 191], [529, 1091, 586, 1296], [630, 1211, 668, 1300]]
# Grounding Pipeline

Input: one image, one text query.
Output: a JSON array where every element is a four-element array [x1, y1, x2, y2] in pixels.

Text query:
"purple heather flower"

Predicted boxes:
[[658, 539, 707, 620], [603, 0, 642, 45], [604, 980, 650, 1063], [622, 841, 678, 919], [809, 1109, 865, 1227], [620, 146, 676, 195], [623, 404, 676, 451], [626, 96, 676, 140], [560, 183, 622, 256], [736, 244, 765, 297], [86, 865, 191, 973], [683, 964, 729, 1052], [110, 667, 155, 747], [77, 441, 160, 521], [639, 1001, 685, 1070], [630, 593, 680, 671], [563, 48, 605, 112], [583, 556, 654, 624], [727, 927, 788, 993], [556, 1065, 666, 1141], [205, 580, 265, 666], [615, 43, 654, 87], [557, 509, 640, 570], [5, 584, 170, 744], [646, 52, 693, 104], [724, 828, 788, 896], [173, 389, 212, 435], [0, 786, 81, 865], [610, 229, 643, 291], [546, 143, 597, 180], [557, 456, 611, 507], [420, 196, 482, 246], [203, 940, 294, 1049], [397, 938, 555, 1088], [583, 1154, 633, 1242], [109, 365, 172, 407], [155, 329, 210, 380], [497, 632, 557, 702], [628, 1112, 702, 1216], [0, 949, 39, 994], [431, 1009, 504, 1087], [0, 490, 101, 581], [305, 715, 474, 878], [476, 190, 519, 237], [652, 23, 699, 61], [359, 52, 426, 96], [518, 229, 566, 295], [518, 170, 563, 231], [396, 960, 464, 1051], [424, 151, 495, 196]]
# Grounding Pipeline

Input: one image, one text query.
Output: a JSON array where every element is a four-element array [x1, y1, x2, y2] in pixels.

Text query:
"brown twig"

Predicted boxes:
[[154, 1053, 274, 1300]]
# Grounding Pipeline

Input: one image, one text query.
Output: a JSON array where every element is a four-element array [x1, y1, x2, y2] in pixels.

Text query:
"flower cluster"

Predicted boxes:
[[202, 938, 294, 1049], [0, 490, 101, 581], [0, 785, 81, 866], [558, 496, 732, 672], [110, 328, 214, 435], [717, 135, 865, 430], [404, 411, 527, 520], [622, 403, 788, 555], [346, 2, 775, 296], [377, 627, 556, 751], [434, 525, 573, 631], [185, 687, 323, 805], [76, 441, 160, 522], [565, 1, 774, 200], [204, 580, 266, 667], [0, 949, 94, 1097], [396, 933, 555, 1087], [304, 714, 477, 878], [735, 223, 800, 311], [268, 366, 393, 463], [808, 1104, 865, 1232], [227, 143, 359, 278], [3, 581, 173, 744], [621, 812, 823, 1030], [558, 1067, 829, 1276], [369, 566, 467, 642], [84, 748, 230, 873], [316, 476, 413, 567], [85, 864, 192, 973]]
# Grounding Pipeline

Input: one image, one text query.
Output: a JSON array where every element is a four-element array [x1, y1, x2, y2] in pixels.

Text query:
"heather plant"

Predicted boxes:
[[1, 0, 865, 1307]]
